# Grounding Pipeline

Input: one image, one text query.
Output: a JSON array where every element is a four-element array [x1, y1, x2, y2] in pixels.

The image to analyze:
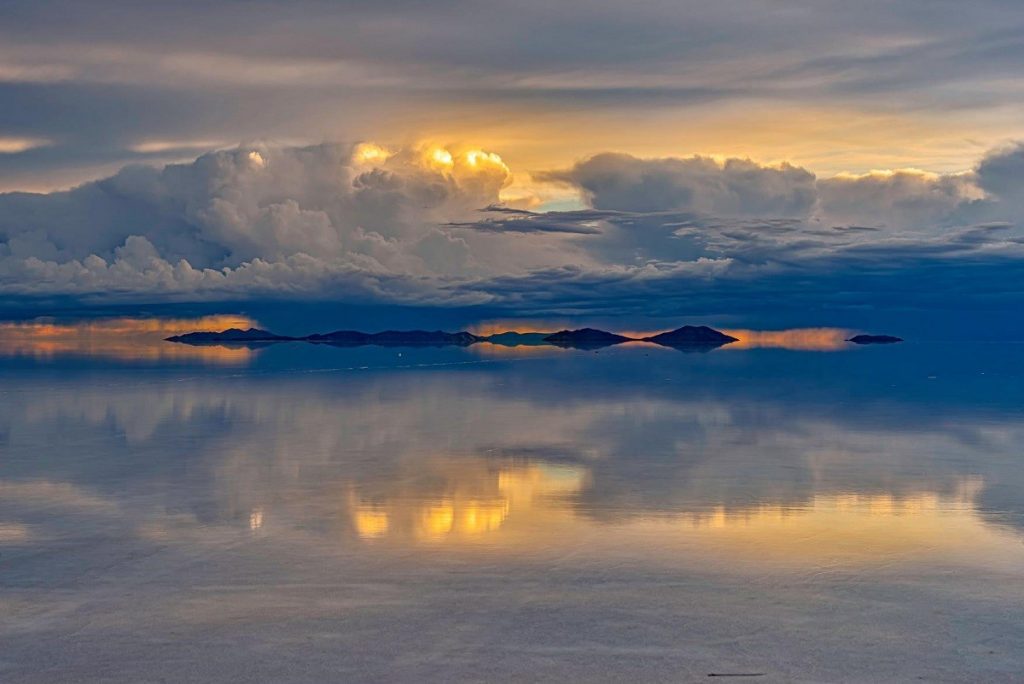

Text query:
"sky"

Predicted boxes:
[[1, 0, 1024, 328]]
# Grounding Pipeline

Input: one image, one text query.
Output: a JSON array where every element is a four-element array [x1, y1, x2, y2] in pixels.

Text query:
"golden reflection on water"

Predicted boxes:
[[0, 315, 259, 364], [352, 505, 390, 539], [720, 328, 851, 351], [348, 463, 585, 543], [336, 465, 1019, 569], [654, 478, 1000, 567], [467, 320, 563, 337], [248, 507, 265, 531], [469, 342, 568, 357]]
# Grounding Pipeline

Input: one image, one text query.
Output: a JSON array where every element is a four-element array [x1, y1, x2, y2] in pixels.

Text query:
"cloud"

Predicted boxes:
[[3, 1, 1024, 191], [541, 153, 818, 216], [542, 146, 1024, 231], [447, 207, 606, 235], [816, 170, 980, 229], [1, 142, 1024, 322], [0, 142, 533, 300], [814, 143, 1024, 229], [973, 142, 1024, 222], [0, 136, 50, 154]]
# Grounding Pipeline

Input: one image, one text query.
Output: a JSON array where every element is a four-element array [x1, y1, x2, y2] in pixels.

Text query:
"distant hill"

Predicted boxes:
[[543, 328, 633, 348], [643, 325, 737, 348], [847, 334, 903, 344], [165, 328, 293, 343], [303, 330, 372, 345], [306, 330, 480, 346]]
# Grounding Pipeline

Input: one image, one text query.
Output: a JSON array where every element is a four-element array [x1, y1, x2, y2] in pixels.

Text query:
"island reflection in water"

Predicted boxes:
[[1, 337, 1024, 681], [0, 317, 861, 363]]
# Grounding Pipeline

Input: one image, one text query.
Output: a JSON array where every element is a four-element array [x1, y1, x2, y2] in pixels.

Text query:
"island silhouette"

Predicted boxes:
[[846, 334, 904, 344], [166, 326, 903, 350]]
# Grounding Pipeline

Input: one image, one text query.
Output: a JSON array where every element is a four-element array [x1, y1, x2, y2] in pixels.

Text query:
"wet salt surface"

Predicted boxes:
[[1, 341, 1023, 682]]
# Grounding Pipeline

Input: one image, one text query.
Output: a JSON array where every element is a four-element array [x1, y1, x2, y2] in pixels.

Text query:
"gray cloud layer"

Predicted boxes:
[[2, 1, 1024, 187]]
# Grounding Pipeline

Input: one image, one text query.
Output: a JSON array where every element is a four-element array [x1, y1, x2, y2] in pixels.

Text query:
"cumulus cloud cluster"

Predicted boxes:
[[543, 150, 1021, 231], [0, 142, 557, 302], [1, 141, 1024, 317], [540, 154, 818, 217]]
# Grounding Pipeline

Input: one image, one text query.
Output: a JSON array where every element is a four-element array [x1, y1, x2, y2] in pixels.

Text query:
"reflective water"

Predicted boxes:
[[1, 321, 1023, 682]]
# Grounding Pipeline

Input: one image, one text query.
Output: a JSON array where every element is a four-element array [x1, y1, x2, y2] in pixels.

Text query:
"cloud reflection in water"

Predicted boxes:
[[1, 345, 1020, 569]]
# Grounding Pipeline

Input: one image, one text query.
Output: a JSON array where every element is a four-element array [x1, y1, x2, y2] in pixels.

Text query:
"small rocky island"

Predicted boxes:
[[643, 325, 738, 347], [847, 334, 903, 345]]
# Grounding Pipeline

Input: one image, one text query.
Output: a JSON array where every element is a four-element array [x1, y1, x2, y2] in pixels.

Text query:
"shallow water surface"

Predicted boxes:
[[1, 328, 1023, 682]]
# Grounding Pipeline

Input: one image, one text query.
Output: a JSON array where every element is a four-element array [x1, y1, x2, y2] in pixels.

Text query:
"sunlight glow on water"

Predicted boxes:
[[0, 315, 259, 364], [721, 327, 852, 350]]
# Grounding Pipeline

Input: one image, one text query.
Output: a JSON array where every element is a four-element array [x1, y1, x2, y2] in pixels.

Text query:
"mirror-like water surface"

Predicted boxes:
[[1, 322, 1023, 682]]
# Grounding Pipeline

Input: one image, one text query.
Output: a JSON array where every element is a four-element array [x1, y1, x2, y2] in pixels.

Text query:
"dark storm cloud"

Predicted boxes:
[[456, 245, 1024, 319]]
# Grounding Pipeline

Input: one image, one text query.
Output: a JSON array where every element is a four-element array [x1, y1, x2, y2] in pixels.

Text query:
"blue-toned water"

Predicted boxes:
[[1, 322, 1023, 682]]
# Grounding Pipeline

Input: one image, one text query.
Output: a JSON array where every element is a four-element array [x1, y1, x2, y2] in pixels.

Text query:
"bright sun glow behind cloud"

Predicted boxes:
[[353, 142, 392, 164]]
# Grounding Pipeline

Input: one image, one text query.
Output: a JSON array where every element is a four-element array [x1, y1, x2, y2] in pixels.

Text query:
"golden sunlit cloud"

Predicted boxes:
[[353, 141, 392, 165], [465, 149, 507, 170], [427, 147, 454, 168]]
